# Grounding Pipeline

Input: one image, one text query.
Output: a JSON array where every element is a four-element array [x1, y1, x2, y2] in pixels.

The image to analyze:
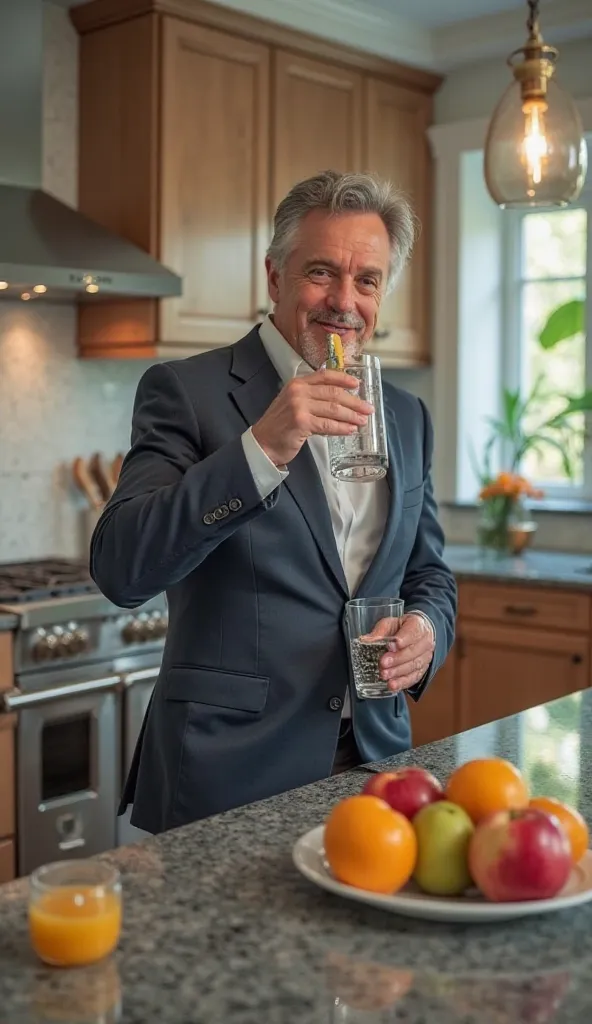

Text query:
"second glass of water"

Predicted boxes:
[[346, 597, 404, 699], [328, 354, 388, 482]]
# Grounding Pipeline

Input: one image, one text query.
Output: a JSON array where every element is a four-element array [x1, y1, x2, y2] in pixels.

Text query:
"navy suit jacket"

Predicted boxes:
[[90, 328, 457, 834]]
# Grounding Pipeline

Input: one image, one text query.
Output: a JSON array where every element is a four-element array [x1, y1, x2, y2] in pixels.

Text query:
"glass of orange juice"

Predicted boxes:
[[29, 860, 122, 967]]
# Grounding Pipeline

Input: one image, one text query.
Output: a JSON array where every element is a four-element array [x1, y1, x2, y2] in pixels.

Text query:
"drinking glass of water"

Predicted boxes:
[[327, 354, 388, 482], [345, 597, 404, 699]]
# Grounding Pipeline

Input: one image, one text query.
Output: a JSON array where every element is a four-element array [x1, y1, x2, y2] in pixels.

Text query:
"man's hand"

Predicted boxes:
[[252, 369, 373, 468], [362, 613, 435, 693]]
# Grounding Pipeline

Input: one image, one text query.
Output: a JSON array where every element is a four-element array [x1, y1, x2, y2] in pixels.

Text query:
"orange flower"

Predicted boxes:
[[479, 472, 544, 501]]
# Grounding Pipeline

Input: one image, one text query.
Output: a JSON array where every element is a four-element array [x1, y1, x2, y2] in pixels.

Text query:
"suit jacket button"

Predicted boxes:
[[213, 507, 226, 520], [203, 513, 215, 525], [229, 498, 242, 512], [328, 696, 343, 712]]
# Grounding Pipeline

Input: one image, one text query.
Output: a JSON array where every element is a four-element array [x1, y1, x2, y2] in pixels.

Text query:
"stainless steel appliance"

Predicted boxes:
[[0, 559, 166, 875]]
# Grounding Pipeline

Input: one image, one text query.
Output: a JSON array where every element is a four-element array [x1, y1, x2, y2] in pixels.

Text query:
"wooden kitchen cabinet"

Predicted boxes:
[[407, 646, 457, 748], [458, 621, 590, 732], [73, 0, 440, 361], [0, 718, 15, 839], [401, 581, 592, 746], [159, 20, 271, 348], [272, 51, 362, 203], [364, 79, 432, 366], [0, 840, 15, 885]]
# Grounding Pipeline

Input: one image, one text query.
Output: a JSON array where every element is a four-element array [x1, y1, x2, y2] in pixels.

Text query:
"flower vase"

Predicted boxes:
[[478, 495, 537, 556]]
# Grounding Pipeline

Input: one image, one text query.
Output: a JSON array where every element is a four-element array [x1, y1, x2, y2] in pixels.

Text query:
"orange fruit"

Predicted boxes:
[[445, 758, 528, 824], [324, 795, 417, 894], [529, 796, 589, 864]]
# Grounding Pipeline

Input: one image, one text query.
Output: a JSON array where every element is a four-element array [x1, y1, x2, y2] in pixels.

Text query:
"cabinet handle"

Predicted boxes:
[[503, 604, 537, 617], [373, 328, 391, 340], [572, 654, 583, 665], [255, 308, 268, 318]]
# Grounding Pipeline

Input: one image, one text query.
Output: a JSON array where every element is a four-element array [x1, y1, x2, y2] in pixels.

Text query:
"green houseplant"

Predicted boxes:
[[475, 298, 592, 554]]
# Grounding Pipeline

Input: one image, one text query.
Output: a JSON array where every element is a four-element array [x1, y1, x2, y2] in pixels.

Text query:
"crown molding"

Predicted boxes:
[[190, 0, 437, 70], [70, 0, 592, 74]]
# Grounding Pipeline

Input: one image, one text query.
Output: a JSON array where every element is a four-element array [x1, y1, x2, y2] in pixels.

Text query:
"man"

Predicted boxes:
[[91, 170, 457, 835]]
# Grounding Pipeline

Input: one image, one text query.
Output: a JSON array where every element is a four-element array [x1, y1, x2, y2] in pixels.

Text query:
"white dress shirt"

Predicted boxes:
[[241, 317, 391, 715]]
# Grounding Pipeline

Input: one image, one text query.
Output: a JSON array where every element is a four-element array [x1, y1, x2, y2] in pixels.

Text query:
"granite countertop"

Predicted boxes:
[[0, 547, 590, 637], [444, 543, 592, 589], [1, 690, 592, 1022]]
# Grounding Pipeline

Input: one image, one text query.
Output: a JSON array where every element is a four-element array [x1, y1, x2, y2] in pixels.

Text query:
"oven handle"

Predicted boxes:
[[122, 668, 160, 688], [1, 674, 121, 711]]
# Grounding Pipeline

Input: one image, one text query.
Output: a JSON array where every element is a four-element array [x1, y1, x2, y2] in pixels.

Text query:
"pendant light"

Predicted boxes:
[[484, 0, 588, 209]]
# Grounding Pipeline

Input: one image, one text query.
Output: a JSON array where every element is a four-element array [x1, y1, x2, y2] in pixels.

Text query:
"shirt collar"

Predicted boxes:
[[258, 315, 312, 385]]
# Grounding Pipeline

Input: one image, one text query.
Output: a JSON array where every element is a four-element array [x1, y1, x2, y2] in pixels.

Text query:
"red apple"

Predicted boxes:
[[382, 767, 444, 821], [469, 808, 572, 902], [361, 772, 398, 801]]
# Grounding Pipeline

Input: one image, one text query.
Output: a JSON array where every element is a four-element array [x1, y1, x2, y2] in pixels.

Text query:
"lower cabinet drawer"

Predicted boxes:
[[458, 582, 591, 634]]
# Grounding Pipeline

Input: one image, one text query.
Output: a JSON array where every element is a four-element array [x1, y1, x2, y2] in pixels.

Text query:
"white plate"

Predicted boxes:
[[292, 825, 592, 923]]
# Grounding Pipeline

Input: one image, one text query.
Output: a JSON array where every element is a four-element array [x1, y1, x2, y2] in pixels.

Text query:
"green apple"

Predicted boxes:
[[413, 800, 474, 896]]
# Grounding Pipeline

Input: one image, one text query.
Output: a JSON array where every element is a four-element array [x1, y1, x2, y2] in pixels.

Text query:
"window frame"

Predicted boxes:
[[500, 178, 592, 500]]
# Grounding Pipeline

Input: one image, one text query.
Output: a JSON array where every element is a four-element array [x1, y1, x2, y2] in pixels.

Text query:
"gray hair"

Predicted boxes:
[[267, 170, 417, 293]]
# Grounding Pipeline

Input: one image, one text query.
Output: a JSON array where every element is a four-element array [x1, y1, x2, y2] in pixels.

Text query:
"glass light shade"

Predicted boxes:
[[484, 77, 588, 208]]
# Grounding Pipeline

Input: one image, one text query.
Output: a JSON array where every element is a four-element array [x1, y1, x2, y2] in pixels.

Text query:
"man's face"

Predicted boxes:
[[266, 209, 391, 368]]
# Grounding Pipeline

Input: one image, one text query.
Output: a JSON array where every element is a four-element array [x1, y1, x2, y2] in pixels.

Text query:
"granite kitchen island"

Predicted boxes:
[[1, 689, 592, 1023]]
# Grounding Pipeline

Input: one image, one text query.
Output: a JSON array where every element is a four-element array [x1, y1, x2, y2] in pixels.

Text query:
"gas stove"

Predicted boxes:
[[0, 558, 167, 675], [0, 558, 97, 605], [0, 559, 166, 875]]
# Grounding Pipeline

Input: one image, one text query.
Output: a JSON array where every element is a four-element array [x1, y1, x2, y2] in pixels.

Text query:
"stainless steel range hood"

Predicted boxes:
[[0, 0, 182, 302]]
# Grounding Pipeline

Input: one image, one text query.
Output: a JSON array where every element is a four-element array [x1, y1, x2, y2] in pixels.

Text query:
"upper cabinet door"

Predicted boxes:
[[272, 51, 363, 204], [160, 20, 271, 348], [364, 78, 432, 366]]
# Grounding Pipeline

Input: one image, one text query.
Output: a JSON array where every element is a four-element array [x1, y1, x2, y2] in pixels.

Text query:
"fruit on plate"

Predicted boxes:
[[445, 757, 529, 824], [412, 800, 475, 896], [379, 767, 444, 821], [469, 808, 572, 902], [324, 795, 417, 895], [362, 772, 398, 801], [529, 796, 589, 864]]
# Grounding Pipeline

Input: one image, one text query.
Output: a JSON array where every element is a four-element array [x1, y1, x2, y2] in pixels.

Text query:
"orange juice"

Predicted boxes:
[[29, 885, 122, 966]]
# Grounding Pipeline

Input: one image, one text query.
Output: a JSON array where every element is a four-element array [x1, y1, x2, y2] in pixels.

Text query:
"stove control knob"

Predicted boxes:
[[71, 628, 90, 654], [32, 629, 58, 662], [122, 618, 144, 644], [153, 614, 168, 639]]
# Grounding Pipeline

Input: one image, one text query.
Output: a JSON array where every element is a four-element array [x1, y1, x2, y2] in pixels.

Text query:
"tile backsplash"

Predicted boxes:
[[0, 302, 151, 560]]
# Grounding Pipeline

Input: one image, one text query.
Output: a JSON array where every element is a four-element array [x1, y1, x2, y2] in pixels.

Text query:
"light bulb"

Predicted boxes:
[[0, 282, 8, 290], [33, 284, 47, 294], [522, 98, 548, 191]]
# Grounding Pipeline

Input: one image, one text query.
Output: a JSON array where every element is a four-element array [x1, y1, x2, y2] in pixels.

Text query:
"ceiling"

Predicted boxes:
[[357, 0, 527, 29]]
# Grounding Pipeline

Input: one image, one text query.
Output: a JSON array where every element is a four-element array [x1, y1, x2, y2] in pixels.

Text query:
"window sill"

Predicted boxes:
[[443, 499, 592, 515]]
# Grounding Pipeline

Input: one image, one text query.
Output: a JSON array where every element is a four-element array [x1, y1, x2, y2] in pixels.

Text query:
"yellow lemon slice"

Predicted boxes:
[[326, 332, 344, 370]]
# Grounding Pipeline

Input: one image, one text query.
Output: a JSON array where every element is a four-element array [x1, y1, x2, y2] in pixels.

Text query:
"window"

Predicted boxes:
[[502, 184, 591, 498]]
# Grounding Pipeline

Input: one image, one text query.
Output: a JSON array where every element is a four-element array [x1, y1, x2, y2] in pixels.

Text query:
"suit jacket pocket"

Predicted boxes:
[[165, 665, 269, 713], [402, 483, 424, 509]]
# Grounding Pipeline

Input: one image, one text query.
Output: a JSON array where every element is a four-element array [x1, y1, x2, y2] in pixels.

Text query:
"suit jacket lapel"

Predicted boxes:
[[229, 330, 349, 598], [355, 401, 404, 598]]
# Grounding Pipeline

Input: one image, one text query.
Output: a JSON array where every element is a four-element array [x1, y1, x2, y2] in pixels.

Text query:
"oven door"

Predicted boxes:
[[7, 669, 121, 876], [118, 665, 159, 847]]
